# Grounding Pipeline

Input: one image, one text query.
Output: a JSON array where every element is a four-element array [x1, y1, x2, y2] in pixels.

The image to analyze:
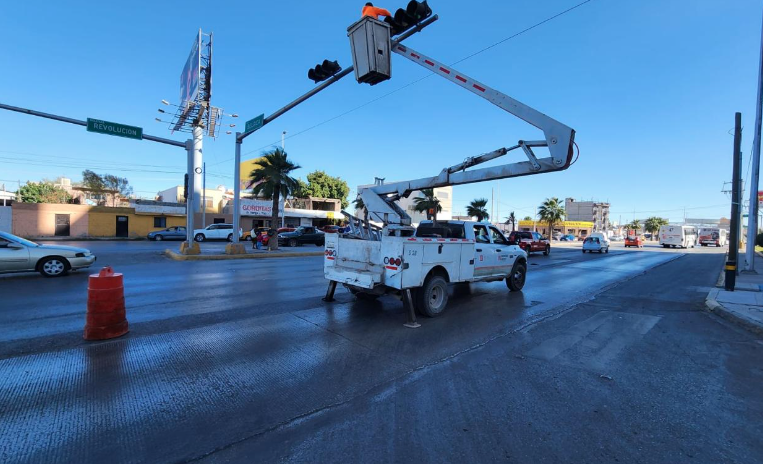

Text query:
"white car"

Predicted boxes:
[[582, 236, 609, 254], [193, 224, 243, 242]]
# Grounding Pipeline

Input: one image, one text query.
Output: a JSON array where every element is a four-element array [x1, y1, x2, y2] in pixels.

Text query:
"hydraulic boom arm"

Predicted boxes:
[[359, 43, 576, 227]]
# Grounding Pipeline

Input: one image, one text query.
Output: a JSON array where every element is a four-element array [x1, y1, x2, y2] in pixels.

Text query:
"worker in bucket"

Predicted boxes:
[[361, 2, 392, 20]]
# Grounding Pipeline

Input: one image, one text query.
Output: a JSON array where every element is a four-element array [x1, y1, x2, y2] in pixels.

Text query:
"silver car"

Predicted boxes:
[[0, 231, 97, 277]]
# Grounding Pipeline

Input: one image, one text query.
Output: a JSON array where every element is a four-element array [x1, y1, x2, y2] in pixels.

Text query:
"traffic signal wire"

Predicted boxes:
[[227, 0, 596, 163]]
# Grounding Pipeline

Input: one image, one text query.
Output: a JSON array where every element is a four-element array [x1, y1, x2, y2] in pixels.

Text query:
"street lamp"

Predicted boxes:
[[161, 99, 170, 106], [282, 130, 287, 150]]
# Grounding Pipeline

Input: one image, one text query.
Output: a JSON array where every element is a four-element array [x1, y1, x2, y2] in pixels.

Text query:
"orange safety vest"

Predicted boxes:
[[361, 5, 392, 19]]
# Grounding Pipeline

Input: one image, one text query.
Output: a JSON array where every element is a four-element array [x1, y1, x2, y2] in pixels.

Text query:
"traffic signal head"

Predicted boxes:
[[385, 1, 432, 35], [307, 59, 342, 83], [183, 174, 189, 200]]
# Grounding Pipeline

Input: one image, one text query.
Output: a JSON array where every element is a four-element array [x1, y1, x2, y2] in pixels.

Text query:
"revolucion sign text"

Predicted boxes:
[[86, 118, 143, 140]]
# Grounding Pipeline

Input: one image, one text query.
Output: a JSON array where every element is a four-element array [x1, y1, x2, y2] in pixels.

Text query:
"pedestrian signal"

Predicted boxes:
[[308, 60, 342, 83]]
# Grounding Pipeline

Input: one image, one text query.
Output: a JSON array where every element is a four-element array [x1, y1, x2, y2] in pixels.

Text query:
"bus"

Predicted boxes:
[[659, 225, 698, 248], [698, 227, 727, 247]]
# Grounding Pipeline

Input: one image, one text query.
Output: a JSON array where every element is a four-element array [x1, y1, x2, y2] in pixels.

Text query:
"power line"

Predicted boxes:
[[211, 0, 596, 166]]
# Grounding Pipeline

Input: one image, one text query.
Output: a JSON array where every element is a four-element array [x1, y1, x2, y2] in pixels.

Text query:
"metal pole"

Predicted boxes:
[[746, 10, 763, 273], [726, 112, 743, 291], [185, 139, 195, 245], [282, 131, 286, 149], [232, 134, 242, 243], [192, 126, 203, 215], [0, 102, 185, 148], [202, 162, 206, 228]]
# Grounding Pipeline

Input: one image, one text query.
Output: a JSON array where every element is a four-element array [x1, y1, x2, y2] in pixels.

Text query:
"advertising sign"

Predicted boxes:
[[180, 30, 201, 105], [758, 190, 763, 208], [240, 198, 284, 217]]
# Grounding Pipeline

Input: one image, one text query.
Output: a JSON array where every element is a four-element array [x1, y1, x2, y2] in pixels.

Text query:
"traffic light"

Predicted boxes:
[[308, 60, 342, 83], [183, 174, 188, 200], [385, 1, 432, 36]]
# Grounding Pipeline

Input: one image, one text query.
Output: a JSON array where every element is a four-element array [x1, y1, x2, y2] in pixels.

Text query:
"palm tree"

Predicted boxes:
[[467, 198, 490, 222], [504, 211, 516, 231], [537, 197, 565, 236], [643, 216, 668, 240], [626, 219, 641, 234], [352, 195, 365, 213], [247, 147, 300, 250], [412, 189, 442, 222], [523, 216, 533, 221]]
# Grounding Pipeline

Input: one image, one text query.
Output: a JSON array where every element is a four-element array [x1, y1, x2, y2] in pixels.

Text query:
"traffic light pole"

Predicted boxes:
[[229, 15, 439, 248], [726, 112, 743, 291]]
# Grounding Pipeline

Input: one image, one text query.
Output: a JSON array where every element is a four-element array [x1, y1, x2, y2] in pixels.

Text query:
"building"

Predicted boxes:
[[517, 219, 593, 238], [158, 184, 230, 214], [565, 198, 610, 232], [355, 184, 453, 226]]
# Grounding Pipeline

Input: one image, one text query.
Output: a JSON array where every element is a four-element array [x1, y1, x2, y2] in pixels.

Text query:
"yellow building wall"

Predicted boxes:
[[239, 157, 264, 191], [88, 209, 185, 238]]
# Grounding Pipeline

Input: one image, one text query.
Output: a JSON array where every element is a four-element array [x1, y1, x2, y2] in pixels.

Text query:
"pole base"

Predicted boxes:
[[225, 243, 246, 255], [179, 241, 201, 255]]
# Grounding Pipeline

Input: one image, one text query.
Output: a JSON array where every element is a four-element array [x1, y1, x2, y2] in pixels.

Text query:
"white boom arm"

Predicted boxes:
[[359, 43, 576, 227]]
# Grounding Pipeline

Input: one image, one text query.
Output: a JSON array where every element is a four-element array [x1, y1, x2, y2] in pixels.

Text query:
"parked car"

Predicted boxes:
[[278, 226, 325, 247], [582, 236, 609, 253], [147, 226, 186, 241], [507, 231, 550, 256], [577, 235, 587, 241], [0, 231, 97, 277], [321, 225, 343, 234], [560, 234, 575, 241], [610, 235, 624, 241], [245, 227, 271, 241], [193, 224, 242, 242], [624, 235, 644, 248], [277, 227, 296, 234], [552, 231, 563, 241]]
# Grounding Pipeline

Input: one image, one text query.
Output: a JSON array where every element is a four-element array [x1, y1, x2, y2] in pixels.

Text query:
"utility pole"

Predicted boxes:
[[202, 161, 206, 228], [726, 112, 743, 291], [744, 5, 762, 273]]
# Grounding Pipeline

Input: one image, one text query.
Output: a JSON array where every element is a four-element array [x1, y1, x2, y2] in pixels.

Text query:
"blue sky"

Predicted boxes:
[[1, 0, 761, 223]]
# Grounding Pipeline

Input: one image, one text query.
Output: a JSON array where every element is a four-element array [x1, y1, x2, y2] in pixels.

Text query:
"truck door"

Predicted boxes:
[[489, 226, 513, 275], [472, 224, 496, 277]]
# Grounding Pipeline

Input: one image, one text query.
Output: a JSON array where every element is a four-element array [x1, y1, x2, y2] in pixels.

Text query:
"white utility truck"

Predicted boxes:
[[322, 21, 577, 326]]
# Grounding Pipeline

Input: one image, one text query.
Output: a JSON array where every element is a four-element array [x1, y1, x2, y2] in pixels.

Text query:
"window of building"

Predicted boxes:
[[153, 217, 166, 228]]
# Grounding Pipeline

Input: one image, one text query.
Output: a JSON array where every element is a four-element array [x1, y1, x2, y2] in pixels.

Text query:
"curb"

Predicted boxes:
[[164, 249, 324, 261], [705, 288, 763, 335]]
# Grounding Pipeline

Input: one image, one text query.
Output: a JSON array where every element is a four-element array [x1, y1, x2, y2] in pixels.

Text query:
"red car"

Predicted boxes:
[[624, 235, 644, 248], [508, 231, 551, 256], [277, 227, 296, 233]]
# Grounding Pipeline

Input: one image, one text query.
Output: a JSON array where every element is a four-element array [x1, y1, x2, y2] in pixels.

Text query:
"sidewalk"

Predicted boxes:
[[165, 244, 324, 261], [706, 252, 763, 334]]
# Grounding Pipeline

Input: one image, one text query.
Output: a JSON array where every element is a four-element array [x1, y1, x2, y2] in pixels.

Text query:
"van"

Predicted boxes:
[[589, 232, 610, 246], [698, 227, 727, 247], [659, 225, 697, 248]]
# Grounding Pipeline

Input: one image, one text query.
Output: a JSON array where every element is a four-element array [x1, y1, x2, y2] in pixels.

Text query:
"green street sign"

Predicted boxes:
[[87, 118, 143, 140], [245, 114, 264, 134]]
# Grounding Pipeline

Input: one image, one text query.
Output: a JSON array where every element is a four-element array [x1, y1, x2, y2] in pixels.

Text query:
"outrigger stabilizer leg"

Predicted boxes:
[[402, 289, 420, 329], [323, 280, 337, 302]]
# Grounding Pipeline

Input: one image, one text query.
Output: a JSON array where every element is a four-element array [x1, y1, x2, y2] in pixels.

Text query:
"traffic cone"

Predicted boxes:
[[84, 266, 129, 340]]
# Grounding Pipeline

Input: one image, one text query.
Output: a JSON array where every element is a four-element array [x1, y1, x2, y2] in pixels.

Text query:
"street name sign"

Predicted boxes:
[[87, 118, 143, 140], [244, 114, 264, 134]]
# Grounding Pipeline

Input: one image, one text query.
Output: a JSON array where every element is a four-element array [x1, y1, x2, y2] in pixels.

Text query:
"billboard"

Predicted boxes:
[[240, 198, 285, 217], [180, 30, 201, 105]]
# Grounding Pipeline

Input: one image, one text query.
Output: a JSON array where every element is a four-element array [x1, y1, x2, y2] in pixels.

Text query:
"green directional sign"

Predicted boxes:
[[87, 118, 143, 140], [245, 114, 264, 134]]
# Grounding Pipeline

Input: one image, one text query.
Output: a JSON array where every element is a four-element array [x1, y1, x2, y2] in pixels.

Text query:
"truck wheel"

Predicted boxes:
[[506, 261, 526, 291], [543, 245, 550, 256], [416, 275, 449, 317]]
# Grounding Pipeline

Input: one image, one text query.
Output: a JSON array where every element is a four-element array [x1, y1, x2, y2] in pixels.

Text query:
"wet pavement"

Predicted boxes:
[[1, 242, 760, 463]]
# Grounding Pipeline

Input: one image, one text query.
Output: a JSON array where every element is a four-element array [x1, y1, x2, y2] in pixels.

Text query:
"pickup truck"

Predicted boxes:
[[278, 226, 325, 247], [324, 220, 527, 317], [507, 231, 550, 256]]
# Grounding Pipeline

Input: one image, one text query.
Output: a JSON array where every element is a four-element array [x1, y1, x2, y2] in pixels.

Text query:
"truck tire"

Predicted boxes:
[[416, 275, 449, 317], [506, 261, 526, 292]]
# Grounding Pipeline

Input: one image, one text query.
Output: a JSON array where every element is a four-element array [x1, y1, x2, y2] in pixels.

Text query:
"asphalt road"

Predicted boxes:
[[0, 241, 760, 463]]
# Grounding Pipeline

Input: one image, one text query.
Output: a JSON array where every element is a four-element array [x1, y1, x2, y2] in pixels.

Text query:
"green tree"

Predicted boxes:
[[352, 195, 365, 212], [505, 211, 516, 231], [18, 182, 72, 204], [292, 179, 310, 199], [537, 197, 565, 236], [643, 216, 668, 240], [247, 147, 300, 250], [467, 198, 490, 222], [412, 189, 442, 222], [295, 171, 350, 209], [626, 219, 642, 232], [523, 216, 533, 221], [81, 170, 132, 206]]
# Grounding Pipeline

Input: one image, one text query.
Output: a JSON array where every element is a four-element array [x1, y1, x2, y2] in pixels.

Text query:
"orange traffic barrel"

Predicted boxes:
[[84, 266, 129, 340]]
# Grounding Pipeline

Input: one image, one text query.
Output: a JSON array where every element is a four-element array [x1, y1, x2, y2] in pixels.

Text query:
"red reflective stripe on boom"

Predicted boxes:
[[456, 76, 467, 83], [473, 84, 486, 92], [439, 67, 450, 74], [411, 52, 420, 59], [397, 45, 407, 52], [424, 60, 434, 66]]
